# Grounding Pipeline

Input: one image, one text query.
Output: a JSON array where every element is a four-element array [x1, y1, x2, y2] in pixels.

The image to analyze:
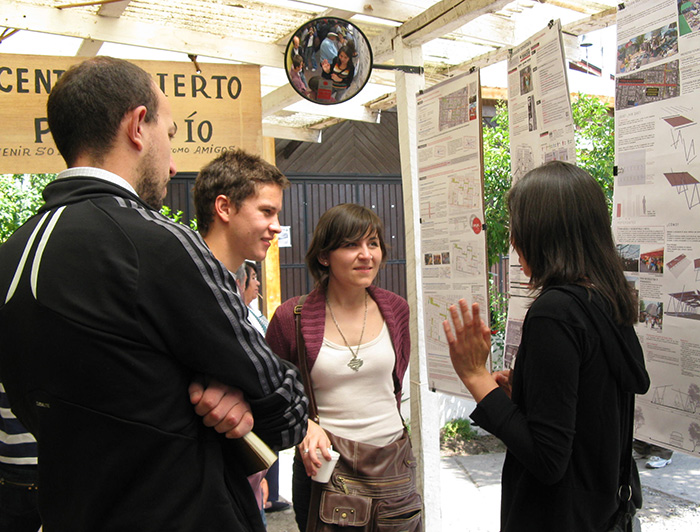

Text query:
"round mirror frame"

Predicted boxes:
[[284, 17, 373, 105]]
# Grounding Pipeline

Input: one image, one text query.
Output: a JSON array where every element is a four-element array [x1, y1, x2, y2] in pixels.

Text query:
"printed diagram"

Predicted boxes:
[[637, 384, 700, 453], [651, 384, 698, 414], [616, 149, 646, 187], [662, 109, 697, 164], [452, 242, 482, 277], [666, 289, 700, 320], [666, 253, 691, 277], [448, 175, 480, 210], [664, 171, 700, 209], [423, 295, 453, 345], [438, 87, 469, 131], [511, 144, 535, 183]]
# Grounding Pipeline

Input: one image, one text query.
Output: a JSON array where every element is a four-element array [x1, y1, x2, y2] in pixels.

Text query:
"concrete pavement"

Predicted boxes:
[[268, 447, 700, 531]]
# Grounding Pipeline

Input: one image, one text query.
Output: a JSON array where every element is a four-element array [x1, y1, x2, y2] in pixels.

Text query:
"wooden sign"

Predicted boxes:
[[0, 54, 262, 174]]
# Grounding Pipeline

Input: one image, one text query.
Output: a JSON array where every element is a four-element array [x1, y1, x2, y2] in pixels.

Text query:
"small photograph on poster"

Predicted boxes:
[[616, 60, 680, 110], [617, 22, 678, 74], [527, 95, 537, 131], [640, 299, 664, 331], [520, 65, 534, 94], [618, 243, 641, 272], [678, 1, 700, 35], [640, 246, 665, 274]]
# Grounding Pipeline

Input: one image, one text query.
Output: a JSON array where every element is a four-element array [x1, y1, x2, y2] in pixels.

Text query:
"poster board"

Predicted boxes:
[[503, 20, 576, 370], [416, 70, 489, 397], [614, 0, 700, 457], [0, 54, 262, 174]]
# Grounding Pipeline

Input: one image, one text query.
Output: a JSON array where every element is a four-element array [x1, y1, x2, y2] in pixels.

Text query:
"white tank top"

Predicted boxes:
[[311, 322, 404, 446]]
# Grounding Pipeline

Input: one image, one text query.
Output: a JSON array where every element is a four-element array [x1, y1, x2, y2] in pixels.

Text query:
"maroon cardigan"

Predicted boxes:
[[265, 285, 411, 404]]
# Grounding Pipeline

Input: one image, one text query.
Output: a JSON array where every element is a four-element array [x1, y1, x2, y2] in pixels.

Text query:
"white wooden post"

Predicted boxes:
[[393, 36, 442, 530]]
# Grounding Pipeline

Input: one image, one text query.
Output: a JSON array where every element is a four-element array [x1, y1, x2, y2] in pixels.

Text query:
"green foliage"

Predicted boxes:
[[440, 418, 478, 444], [0, 173, 56, 244], [483, 96, 615, 258], [571, 93, 615, 210], [482, 101, 512, 267], [483, 94, 615, 335], [160, 205, 198, 231]]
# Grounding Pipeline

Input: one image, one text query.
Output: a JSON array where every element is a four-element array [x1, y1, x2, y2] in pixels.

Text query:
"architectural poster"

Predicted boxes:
[[503, 20, 576, 369], [614, 0, 700, 457], [416, 70, 489, 397]]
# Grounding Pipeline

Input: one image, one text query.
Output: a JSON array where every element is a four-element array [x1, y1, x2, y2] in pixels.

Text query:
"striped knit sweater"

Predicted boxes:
[[0, 382, 37, 466]]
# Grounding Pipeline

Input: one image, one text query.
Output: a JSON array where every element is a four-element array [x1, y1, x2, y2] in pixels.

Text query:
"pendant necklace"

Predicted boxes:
[[326, 290, 368, 372]]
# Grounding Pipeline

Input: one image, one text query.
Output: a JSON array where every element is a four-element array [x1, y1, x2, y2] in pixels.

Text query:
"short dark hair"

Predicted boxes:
[[244, 261, 259, 290], [306, 203, 387, 289], [47, 56, 159, 167], [193, 149, 289, 236], [292, 55, 303, 69], [508, 161, 637, 325]]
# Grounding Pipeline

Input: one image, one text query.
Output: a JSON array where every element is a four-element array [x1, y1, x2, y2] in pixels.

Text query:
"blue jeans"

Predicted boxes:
[[0, 463, 41, 532]]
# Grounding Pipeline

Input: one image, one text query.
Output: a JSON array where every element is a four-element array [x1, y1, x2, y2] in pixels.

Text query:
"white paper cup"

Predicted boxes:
[[312, 448, 340, 483]]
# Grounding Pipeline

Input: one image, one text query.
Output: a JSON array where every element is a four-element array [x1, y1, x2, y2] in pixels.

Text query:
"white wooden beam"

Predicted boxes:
[[262, 123, 322, 143], [262, 84, 304, 117], [543, 0, 615, 15], [293, 0, 423, 23], [76, 0, 131, 57], [0, 0, 284, 67], [399, 0, 513, 46], [262, 82, 380, 123], [431, 6, 616, 79], [289, 98, 380, 122]]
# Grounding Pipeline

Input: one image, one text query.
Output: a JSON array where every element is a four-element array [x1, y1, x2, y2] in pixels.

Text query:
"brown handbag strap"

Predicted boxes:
[[294, 294, 319, 423]]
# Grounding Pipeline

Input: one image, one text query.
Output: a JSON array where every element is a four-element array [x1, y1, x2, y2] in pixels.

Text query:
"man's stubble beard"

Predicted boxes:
[[135, 150, 168, 210]]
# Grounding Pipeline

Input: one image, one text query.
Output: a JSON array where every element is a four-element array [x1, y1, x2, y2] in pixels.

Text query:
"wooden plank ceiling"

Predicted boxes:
[[1, 0, 619, 142]]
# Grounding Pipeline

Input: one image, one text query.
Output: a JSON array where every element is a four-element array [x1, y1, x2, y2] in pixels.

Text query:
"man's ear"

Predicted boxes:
[[213, 194, 232, 223], [125, 105, 149, 151]]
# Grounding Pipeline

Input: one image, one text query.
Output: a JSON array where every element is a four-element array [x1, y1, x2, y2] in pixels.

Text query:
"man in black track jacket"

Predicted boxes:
[[0, 56, 307, 532]]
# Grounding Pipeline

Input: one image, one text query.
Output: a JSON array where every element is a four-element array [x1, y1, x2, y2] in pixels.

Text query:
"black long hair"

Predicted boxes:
[[508, 161, 637, 326]]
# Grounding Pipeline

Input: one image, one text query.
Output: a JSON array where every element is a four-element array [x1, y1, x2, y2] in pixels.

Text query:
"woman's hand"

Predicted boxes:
[[443, 300, 498, 402], [298, 419, 332, 477], [321, 59, 330, 73], [493, 369, 513, 399]]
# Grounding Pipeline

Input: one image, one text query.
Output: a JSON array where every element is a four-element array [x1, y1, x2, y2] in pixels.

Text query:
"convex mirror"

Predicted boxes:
[[285, 17, 373, 105]]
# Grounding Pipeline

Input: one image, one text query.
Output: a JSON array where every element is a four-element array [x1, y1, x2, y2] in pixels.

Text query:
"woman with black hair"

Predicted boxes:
[[444, 161, 650, 531]]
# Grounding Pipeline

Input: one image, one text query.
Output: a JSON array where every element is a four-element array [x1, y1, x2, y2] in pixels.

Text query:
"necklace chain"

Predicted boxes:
[[326, 291, 367, 372]]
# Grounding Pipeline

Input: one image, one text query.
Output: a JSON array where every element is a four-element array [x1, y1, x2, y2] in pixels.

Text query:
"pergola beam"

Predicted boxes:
[[76, 0, 131, 57], [0, 0, 284, 67]]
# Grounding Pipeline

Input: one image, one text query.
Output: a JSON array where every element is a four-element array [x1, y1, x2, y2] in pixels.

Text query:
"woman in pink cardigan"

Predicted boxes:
[[266, 203, 419, 532]]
